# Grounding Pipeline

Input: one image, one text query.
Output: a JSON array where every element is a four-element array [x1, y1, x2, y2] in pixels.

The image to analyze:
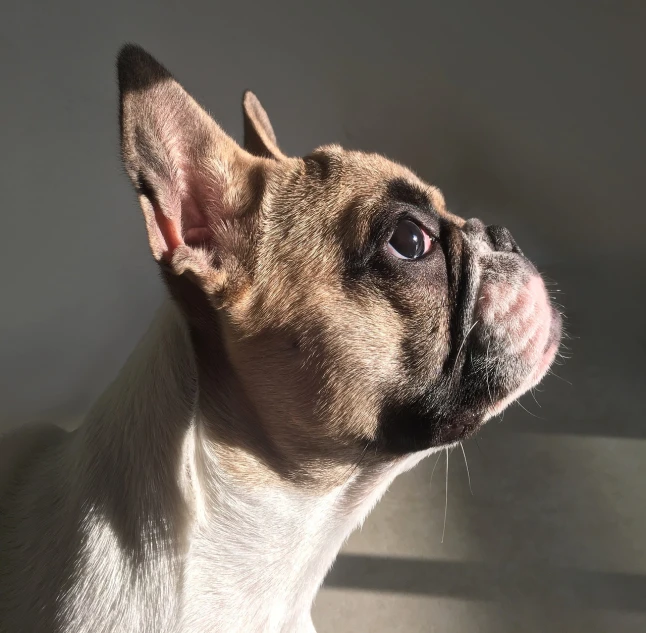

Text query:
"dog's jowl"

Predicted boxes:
[[0, 45, 562, 633]]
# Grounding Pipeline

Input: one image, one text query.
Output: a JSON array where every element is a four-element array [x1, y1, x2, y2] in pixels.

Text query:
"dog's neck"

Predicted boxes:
[[76, 300, 429, 632]]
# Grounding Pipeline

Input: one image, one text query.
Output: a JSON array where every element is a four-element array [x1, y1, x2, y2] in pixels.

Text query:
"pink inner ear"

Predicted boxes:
[[153, 203, 183, 255], [181, 195, 211, 248]]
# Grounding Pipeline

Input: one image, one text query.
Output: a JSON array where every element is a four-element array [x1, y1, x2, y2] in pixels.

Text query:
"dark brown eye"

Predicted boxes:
[[387, 219, 433, 260]]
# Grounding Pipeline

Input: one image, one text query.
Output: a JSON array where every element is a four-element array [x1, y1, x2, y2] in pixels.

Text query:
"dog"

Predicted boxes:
[[0, 44, 562, 633]]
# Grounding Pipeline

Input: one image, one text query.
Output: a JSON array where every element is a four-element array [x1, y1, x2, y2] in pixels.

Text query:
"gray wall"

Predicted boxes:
[[1, 1, 644, 424]]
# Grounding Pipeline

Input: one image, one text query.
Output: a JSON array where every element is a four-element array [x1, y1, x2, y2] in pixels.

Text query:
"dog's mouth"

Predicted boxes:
[[438, 301, 562, 446], [440, 220, 562, 441]]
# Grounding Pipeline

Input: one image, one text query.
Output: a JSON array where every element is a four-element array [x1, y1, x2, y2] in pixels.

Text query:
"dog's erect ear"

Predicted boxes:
[[242, 91, 285, 160], [118, 44, 264, 295]]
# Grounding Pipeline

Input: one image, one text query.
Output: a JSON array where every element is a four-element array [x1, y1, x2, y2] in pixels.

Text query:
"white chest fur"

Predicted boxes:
[[177, 440, 434, 633]]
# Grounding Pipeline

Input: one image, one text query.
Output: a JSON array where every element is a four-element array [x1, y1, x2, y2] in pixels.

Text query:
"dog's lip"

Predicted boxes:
[[482, 306, 562, 421], [483, 341, 558, 421], [443, 229, 478, 372], [438, 331, 560, 442], [448, 272, 482, 374]]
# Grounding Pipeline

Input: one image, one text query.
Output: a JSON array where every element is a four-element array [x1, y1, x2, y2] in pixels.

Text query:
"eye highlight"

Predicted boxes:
[[387, 219, 434, 260]]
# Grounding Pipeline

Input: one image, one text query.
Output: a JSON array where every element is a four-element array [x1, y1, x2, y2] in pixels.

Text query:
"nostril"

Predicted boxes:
[[486, 225, 523, 256]]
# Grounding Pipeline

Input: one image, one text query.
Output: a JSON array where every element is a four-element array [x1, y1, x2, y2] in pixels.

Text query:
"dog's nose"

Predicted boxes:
[[486, 225, 523, 255], [463, 219, 523, 256]]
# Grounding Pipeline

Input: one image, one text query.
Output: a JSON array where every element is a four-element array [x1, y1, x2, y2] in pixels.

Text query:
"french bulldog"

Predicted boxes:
[[0, 44, 562, 633]]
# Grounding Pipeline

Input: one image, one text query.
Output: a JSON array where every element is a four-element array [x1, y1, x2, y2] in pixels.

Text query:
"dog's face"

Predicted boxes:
[[118, 46, 561, 478]]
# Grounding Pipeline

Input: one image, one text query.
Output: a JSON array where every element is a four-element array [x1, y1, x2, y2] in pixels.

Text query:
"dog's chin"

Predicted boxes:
[[440, 297, 562, 446], [434, 344, 559, 446], [482, 333, 560, 423]]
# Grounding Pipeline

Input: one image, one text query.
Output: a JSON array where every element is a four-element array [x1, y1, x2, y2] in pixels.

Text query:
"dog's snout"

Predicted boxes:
[[462, 219, 523, 256]]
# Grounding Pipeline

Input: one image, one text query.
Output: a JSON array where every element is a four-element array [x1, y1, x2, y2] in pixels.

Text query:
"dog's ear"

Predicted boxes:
[[242, 91, 285, 160], [118, 44, 264, 296]]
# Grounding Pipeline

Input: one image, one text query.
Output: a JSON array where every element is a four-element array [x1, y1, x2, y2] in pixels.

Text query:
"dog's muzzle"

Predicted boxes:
[[456, 219, 562, 421]]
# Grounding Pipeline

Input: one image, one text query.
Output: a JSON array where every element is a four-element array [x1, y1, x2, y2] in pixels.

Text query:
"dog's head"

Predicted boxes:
[[118, 45, 561, 478]]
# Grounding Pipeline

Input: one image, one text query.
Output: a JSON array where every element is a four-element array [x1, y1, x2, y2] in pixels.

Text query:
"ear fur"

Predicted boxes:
[[118, 44, 264, 296], [242, 90, 285, 160]]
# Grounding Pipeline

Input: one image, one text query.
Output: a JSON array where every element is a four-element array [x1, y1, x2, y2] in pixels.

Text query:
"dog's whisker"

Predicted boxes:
[[460, 442, 473, 496], [485, 337, 494, 407], [332, 441, 372, 491], [453, 320, 480, 373], [441, 448, 449, 544], [516, 399, 543, 419], [547, 368, 573, 386], [429, 450, 443, 491]]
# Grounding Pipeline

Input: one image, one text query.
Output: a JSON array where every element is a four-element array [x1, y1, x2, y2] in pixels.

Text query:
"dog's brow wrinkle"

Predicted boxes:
[[304, 151, 339, 181], [385, 177, 432, 210]]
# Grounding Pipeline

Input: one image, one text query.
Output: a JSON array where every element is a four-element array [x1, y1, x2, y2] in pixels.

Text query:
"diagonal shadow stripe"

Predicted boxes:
[[323, 555, 646, 612]]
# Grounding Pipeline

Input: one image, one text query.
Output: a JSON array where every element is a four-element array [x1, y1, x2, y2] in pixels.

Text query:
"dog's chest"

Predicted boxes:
[[176, 491, 350, 632], [174, 454, 434, 633]]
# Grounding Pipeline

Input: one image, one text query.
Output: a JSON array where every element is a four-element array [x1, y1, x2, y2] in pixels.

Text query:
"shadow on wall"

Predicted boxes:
[[325, 554, 646, 612]]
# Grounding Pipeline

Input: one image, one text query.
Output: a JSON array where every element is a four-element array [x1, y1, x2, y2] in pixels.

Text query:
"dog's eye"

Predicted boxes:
[[387, 219, 433, 260]]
